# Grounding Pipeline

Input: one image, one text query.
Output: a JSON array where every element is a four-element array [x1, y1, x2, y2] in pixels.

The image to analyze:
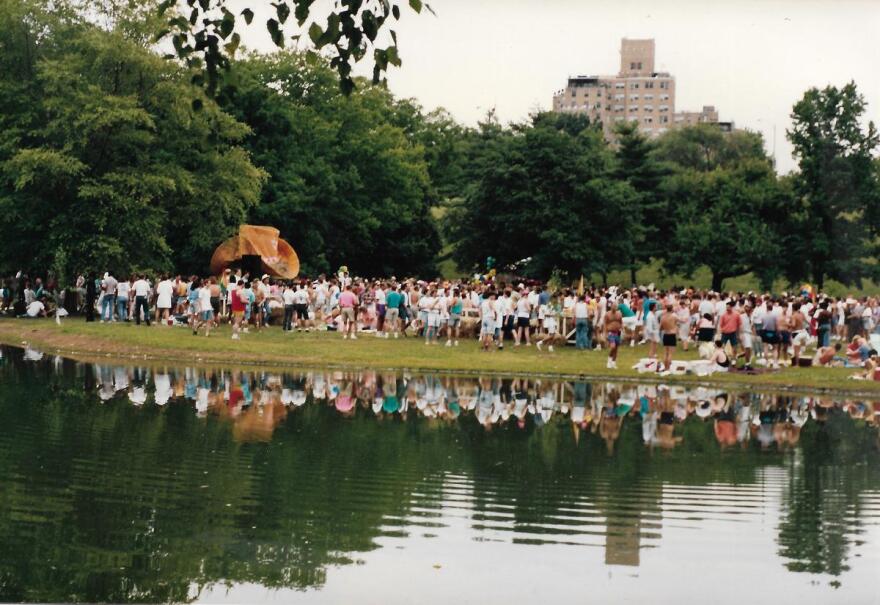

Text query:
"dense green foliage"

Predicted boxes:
[[0, 0, 877, 288], [786, 82, 880, 289], [221, 53, 441, 276]]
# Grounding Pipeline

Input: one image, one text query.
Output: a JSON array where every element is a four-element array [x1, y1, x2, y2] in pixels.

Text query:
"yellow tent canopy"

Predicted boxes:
[[209, 225, 300, 279]]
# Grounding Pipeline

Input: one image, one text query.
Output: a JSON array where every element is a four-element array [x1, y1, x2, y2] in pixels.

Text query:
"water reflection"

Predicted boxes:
[[0, 345, 878, 603]]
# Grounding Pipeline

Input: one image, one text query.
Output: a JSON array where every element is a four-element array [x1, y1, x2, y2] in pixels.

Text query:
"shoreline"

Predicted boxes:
[[1, 319, 877, 396]]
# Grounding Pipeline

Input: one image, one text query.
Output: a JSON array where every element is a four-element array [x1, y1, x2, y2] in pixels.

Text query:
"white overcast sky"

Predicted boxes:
[[236, 0, 880, 174]]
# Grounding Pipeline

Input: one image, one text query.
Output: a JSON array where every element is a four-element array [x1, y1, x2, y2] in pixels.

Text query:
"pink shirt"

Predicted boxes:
[[339, 291, 358, 308]]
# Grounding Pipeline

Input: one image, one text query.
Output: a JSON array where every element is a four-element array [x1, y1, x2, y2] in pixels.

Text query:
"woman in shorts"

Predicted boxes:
[[447, 289, 462, 347], [536, 294, 560, 352]]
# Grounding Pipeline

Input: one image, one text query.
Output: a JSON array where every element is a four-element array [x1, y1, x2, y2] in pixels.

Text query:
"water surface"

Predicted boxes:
[[0, 345, 878, 604]]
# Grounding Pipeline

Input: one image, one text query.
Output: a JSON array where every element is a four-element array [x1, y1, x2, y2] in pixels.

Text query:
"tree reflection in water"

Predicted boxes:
[[0, 345, 877, 603]]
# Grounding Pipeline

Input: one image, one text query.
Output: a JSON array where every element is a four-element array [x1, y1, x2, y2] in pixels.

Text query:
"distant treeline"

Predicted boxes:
[[1, 0, 877, 291]]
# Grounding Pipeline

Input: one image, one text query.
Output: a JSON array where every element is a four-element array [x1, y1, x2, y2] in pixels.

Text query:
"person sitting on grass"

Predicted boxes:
[[846, 336, 870, 367], [813, 342, 843, 367], [851, 350, 880, 381], [709, 340, 732, 372]]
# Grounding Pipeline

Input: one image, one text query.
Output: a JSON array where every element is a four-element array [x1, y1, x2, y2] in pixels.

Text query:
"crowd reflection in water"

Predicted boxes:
[[43, 352, 874, 449]]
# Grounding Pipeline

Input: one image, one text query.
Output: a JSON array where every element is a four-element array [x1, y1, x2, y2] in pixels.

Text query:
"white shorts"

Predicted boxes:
[[645, 330, 660, 343], [623, 315, 638, 331], [481, 318, 496, 335], [543, 319, 558, 334], [741, 333, 753, 349], [428, 312, 441, 328], [792, 330, 810, 347]]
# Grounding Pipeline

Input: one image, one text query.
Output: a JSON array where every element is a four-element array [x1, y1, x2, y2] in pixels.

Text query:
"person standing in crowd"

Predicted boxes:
[[339, 283, 359, 339], [644, 302, 661, 360], [85, 272, 97, 322], [659, 303, 678, 371], [514, 289, 531, 346], [790, 302, 809, 363], [130, 274, 151, 326], [815, 301, 832, 348], [116, 275, 130, 322], [536, 293, 560, 353], [196, 278, 214, 336], [604, 302, 623, 369], [762, 300, 780, 369], [282, 282, 295, 332], [574, 295, 589, 350], [718, 301, 741, 350], [446, 288, 462, 347], [740, 302, 754, 369], [155, 275, 174, 325], [385, 284, 401, 339], [230, 279, 248, 339], [480, 291, 497, 352], [100, 271, 117, 322]]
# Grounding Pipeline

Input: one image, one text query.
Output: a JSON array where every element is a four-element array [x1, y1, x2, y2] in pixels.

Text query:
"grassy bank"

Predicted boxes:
[[0, 319, 876, 394]]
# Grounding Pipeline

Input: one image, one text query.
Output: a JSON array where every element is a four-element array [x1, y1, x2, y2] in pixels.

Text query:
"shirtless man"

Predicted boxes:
[[659, 304, 679, 372], [813, 342, 842, 367], [789, 302, 809, 363], [604, 302, 623, 370]]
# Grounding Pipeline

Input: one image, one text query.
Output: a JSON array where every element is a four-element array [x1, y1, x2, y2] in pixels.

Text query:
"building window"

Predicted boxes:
[[630, 94, 639, 101], [614, 104, 624, 112], [644, 94, 653, 100], [614, 116, 625, 122], [644, 106, 653, 112], [659, 82, 668, 89], [660, 116, 669, 124], [615, 82, 625, 89], [644, 117, 653, 124], [629, 106, 638, 113], [631, 83, 639, 89], [645, 82, 654, 89], [659, 105, 669, 112], [614, 93, 624, 100]]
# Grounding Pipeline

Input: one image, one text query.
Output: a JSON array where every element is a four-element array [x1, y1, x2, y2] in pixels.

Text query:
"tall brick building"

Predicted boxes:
[[552, 38, 733, 139]]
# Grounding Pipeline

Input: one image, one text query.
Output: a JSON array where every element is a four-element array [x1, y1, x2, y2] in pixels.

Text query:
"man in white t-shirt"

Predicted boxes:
[[131, 275, 151, 326], [26, 300, 46, 318]]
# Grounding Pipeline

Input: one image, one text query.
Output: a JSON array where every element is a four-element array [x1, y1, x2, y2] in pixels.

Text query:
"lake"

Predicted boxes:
[[0, 345, 878, 604]]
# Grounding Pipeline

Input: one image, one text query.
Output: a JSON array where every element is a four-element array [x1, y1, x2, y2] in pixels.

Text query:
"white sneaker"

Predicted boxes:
[[454, 340, 459, 346], [231, 333, 239, 340], [445, 340, 452, 347], [394, 333, 399, 339], [385, 333, 389, 339], [343, 334, 348, 339], [606, 358, 613, 369], [351, 335, 357, 340], [536, 341, 543, 351], [549, 345, 554, 352]]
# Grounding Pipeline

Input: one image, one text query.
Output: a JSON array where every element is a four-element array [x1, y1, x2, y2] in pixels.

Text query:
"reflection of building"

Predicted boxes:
[[552, 38, 734, 140]]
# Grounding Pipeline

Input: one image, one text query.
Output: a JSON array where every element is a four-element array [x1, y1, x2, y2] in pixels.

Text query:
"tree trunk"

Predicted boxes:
[[630, 264, 637, 287], [711, 272, 724, 293]]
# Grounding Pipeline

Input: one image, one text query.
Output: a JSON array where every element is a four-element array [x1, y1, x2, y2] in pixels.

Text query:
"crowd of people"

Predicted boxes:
[[3, 268, 880, 376]]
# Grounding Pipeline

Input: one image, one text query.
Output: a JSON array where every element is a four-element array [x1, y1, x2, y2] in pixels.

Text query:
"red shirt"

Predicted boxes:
[[719, 311, 741, 334], [231, 289, 246, 312]]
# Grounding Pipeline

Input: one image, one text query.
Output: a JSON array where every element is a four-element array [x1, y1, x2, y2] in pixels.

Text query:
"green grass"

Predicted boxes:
[[0, 318, 875, 394]]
